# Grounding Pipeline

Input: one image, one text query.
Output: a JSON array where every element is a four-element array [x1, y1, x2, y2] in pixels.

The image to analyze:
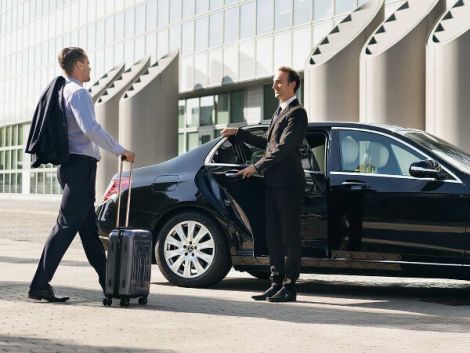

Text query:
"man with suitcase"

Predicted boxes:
[[28, 47, 135, 302]]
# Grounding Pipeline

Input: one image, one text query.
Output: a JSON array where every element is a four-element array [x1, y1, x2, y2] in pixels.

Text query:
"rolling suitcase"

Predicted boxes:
[[103, 156, 152, 307]]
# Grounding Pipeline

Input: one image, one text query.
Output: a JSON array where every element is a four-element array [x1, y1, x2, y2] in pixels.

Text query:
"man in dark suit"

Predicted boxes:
[[222, 67, 308, 302]]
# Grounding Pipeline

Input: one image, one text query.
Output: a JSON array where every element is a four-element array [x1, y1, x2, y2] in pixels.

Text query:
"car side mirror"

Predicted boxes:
[[409, 159, 443, 180]]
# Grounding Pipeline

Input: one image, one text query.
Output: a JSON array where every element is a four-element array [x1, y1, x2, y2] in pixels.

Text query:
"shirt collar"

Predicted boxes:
[[279, 95, 297, 111], [65, 76, 83, 87]]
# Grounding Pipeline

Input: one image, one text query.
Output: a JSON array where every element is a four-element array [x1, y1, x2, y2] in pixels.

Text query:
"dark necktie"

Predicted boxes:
[[272, 106, 282, 123]]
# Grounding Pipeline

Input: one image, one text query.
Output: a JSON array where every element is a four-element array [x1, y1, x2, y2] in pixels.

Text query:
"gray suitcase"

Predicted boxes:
[[103, 157, 152, 307]]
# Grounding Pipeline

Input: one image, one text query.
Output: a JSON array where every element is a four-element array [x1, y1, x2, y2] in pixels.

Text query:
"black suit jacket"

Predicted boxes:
[[236, 98, 308, 189], [26, 76, 69, 168]]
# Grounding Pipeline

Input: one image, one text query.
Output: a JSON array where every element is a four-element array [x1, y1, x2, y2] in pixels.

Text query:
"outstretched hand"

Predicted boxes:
[[221, 128, 238, 137], [237, 165, 257, 179]]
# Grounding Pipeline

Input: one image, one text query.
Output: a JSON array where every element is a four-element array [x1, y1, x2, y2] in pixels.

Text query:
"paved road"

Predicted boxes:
[[1, 198, 470, 353]]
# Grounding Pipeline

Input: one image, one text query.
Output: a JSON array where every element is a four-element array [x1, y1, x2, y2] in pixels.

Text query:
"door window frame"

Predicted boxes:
[[329, 127, 462, 184], [304, 129, 330, 176], [204, 125, 269, 167]]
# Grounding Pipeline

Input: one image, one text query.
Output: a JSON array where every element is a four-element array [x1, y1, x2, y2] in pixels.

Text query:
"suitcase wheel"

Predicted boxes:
[[120, 297, 130, 307], [138, 296, 148, 305], [103, 297, 112, 307]]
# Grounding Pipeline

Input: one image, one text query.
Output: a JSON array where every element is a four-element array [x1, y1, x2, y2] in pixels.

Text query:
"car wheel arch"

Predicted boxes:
[[151, 204, 237, 255]]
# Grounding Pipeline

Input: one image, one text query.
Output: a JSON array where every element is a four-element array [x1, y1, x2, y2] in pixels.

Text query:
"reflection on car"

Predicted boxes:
[[96, 123, 470, 287]]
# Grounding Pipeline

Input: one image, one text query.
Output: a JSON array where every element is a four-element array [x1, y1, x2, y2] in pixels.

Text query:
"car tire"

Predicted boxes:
[[156, 211, 232, 288]]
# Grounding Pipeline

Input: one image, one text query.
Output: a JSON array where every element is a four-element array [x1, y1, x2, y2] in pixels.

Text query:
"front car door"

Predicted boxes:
[[328, 127, 466, 275]]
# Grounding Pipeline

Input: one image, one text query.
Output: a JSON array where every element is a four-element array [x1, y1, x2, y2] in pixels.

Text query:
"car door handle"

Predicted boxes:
[[341, 180, 368, 190], [224, 170, 240, 178]]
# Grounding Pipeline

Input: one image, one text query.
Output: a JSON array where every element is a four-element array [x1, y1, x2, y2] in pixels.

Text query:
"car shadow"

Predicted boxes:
[[155, 275, 470, 301], [3, 279, 470, 333]]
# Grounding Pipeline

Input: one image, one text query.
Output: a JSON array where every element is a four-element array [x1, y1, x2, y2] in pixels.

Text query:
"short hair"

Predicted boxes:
[[278, 66, 301, 93], [58, 47, 87, 75]]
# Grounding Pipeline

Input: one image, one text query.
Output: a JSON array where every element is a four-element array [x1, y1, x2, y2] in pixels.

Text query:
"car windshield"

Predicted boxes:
[[404, 131, 470, 174]]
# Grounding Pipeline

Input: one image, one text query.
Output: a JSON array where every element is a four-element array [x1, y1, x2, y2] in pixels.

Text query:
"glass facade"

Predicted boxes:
[[0, 0, 403, 194]]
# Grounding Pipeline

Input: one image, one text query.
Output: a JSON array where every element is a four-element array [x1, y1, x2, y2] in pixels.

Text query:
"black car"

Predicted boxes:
[[96, 122, 470, 287]]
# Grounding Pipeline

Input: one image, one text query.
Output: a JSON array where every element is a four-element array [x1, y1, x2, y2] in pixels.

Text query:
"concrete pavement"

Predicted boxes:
[[1, 198, 470, 353]]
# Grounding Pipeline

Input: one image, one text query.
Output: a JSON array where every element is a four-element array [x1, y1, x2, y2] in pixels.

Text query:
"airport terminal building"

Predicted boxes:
[[0, 0, 466, 196]]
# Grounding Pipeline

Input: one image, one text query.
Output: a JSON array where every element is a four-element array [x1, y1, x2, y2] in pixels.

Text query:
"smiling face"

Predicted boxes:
[[75, 56, 91, 83], [272, 70, 296, 103]]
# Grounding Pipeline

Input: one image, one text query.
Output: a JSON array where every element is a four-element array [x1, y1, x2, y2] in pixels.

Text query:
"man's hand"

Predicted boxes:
[[121, 150, 135, 163], [237, 165, 257, 179], [221, 128, 238, 137]]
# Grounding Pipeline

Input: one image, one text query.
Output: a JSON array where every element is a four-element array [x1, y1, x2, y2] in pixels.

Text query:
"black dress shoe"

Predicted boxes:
[[251, 284, 282, 301], [28, 285, 69, 302], [267, 286, 296, 302]]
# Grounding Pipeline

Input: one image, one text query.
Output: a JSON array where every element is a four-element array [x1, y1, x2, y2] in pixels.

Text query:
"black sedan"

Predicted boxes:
[[96, 122, 470, 287]]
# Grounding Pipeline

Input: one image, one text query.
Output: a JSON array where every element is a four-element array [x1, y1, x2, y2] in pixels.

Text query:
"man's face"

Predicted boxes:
[[76, 56, 91, 82], [272, 70, 295, 102]]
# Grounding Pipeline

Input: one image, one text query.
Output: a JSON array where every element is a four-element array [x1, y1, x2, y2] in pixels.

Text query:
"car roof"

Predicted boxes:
[[257, 120, 419, 135]]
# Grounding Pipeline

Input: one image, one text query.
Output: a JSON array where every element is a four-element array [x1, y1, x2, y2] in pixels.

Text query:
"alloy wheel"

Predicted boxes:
[[163, 220, 216, 278]]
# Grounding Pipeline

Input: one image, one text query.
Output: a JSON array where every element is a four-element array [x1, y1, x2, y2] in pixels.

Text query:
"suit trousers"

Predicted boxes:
[[265, 186, 303, 283], [30, 154, 106, 291]]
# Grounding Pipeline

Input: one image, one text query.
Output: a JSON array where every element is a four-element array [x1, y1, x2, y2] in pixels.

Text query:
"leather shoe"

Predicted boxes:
[[267, 286, 296, 302], [28, 285, 69, 302], [251, 284, 282, 301]]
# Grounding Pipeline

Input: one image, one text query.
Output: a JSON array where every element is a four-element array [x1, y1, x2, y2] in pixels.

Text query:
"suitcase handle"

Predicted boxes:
[[116, 155, 133, 229]]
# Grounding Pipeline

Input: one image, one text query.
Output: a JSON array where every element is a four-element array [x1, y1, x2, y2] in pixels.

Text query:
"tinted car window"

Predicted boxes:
[[338, 130, 423, 176], [405, 131, 470, 174], [304, 132, 326, 173], [240, 127, 267, 165], [211, 138, 240, 164]]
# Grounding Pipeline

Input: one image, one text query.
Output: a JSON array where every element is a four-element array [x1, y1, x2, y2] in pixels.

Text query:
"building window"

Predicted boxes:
[[125, 7, 134, 38], [182, 21, 195, 54], [170, 0, 182, 23], [169, 24, 181, 51], [224, 7, 239, 44], [186, 97, 199, 128], [200, 96, 214, 126], [187, 132, 199, 151], [0, 123, 29, 194], [210, 0, 224, 10], [210, 11, 223, 47], [158, 0, 169, 27], [215, 93, 229, 125], [178, 133, 185, 155], [263, 84, 278, 121], [240, 1, 255, 40], [178, 101, 186, 130], [195, 16, 209, 52], [313, 0, 332, 21], [257, 0, 274, 35], [135, 3, 146, 35], [335, 0, 356, 15], [230, 91, 245, 123], [196, 0, 209, 15], [182, 0, 195, 19], [294, 0, 311, 26], [200, 134, 212, 144], [146, 0, 157, 31], [275, 0, 292, 30]]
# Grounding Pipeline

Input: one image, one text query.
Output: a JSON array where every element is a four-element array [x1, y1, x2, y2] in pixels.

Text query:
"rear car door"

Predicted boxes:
[[204, 128, 268, 256], [328, 128, 466, 269]]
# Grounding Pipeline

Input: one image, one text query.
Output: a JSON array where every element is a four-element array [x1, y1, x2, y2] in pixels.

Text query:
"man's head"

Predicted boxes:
[[272, 66, 300, 103], [58, 47, 91, 83]]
